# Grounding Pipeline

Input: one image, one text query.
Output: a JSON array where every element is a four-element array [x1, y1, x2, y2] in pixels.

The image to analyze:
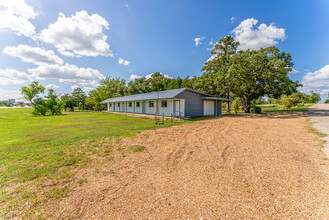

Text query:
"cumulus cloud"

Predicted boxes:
[[0, 68, 31, 85], [118, 58, 130, 66], [45, 83, 59, 89], [289, 68, 299, 74], [3, 45, 63, 65], [82, 86, 94, 93], [300, 65, 329, 95], [129, 73, 172, 81], [194, 37, 205, 46], [0, 0, 37, 37], [71, 85, 94, 93], [28, 63, 104, 86], [71, 85, 79, 91], [233, 18, 285, 51], [38, 10, 113, 57], [129, 74, 141, 80]]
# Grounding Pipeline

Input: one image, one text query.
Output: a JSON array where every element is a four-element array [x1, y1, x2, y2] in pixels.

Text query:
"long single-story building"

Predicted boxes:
[[100, 88, 229, 117]]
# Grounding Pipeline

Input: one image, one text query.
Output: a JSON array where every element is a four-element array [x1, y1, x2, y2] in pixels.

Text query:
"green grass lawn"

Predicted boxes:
[[260, 103, 312, 112], [0, 108, 181, 187], [0, 108, 185, 217]]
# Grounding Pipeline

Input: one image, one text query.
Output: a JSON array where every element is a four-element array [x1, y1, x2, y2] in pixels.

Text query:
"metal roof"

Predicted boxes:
[[200, 96, 231, 102], [100, 88, 213, 103]]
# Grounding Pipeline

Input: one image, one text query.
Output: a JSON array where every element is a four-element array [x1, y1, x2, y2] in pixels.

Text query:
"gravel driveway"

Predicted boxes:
[[45, 112, 329, 219], [308, 104, 329, 158]]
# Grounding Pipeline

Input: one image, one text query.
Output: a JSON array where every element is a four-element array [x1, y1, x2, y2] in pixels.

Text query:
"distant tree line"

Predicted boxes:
[[21, 35, 323, 115]]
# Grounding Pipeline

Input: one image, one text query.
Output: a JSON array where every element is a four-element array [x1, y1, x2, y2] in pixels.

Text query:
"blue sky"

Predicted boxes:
[[0, 0, 329, 102]]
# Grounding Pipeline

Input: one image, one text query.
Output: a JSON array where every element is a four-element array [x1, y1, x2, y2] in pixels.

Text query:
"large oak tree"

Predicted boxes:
[[228, 46, 299, 112]]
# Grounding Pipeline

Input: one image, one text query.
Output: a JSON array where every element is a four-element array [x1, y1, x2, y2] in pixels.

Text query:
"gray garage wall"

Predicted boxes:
[[175, 90, 206, 116], [215, 100, 222, 115]]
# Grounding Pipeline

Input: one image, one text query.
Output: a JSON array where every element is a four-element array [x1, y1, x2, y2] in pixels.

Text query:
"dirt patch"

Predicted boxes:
[[45, 112, 329, 218]]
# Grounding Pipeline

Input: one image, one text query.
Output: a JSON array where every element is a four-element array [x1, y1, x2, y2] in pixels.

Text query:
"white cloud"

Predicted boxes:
[[28, 63, 105, 86], [3, 45, 63, 65], [206, 54, 216, 62], [71, 85, 94, 93], [145, 72, 172, 79], [71, 85, 79, 91], [129, 74, 141, 80], [0, 68, 31, 85], [194, 37, 205, 46], [45, 83, 59, 89], [300, 65, 329, 95], [82, 86, 94, 93], [207, 40, 214, 51], [231, 17, 236, 23], [129, 73, 172, 81], [233, 18, 285, 51], [118, 58, 130, 66], [38, 11, 113, 57], [0, 0, 37, 37], [289, 68, 299, 74]]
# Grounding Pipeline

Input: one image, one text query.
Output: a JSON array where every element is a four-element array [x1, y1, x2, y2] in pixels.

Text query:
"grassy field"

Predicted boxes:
[[0, 105, 313, 218], [260, 103, 312, 112], [0, 108, 183, 217]]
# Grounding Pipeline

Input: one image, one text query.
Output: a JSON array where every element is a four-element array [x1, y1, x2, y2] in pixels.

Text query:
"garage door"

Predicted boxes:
[[204, 101, 214, 115]]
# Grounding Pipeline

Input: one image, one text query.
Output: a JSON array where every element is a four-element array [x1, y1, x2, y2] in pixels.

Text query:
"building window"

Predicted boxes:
[[149, 101, 154, 108], [109, 103, 112, 107], [161, 100, 167, 108], [136, 102, 140, 107], [118, 103, 120, 107], [129, 102, 132, 107]]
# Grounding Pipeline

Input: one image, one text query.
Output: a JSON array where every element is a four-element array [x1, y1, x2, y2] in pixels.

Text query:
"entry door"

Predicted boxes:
[[204, 101, 215, 115], [175, 100, 180, 116]]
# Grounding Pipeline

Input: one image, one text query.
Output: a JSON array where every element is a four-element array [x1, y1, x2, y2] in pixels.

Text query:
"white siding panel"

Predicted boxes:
[[145, 100, 156, 114], [157, 99, 174, 116]]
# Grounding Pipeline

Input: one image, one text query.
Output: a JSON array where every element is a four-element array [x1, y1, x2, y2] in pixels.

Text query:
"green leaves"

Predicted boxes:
[[20, 81, 45, 106], [201, 35, 299, 113]]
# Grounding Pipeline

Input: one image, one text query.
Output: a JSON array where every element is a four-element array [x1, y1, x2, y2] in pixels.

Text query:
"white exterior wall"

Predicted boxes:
[[106, 99, 184, 116], [127, 102, 134, 113], [157, 99, 174, 116], [145, 100, 157, 115]]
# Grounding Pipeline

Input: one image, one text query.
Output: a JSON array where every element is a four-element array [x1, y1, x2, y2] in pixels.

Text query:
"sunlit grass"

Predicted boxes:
[[0, 108, 184, 218]]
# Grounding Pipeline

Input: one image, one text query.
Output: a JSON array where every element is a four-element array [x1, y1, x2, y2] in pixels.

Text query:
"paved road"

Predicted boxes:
[[308, 104, 329, 158]]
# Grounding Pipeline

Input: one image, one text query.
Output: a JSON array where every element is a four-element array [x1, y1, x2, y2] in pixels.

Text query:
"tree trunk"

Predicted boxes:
[[226, 89, 230, 112], [240, 97, 250, 113]]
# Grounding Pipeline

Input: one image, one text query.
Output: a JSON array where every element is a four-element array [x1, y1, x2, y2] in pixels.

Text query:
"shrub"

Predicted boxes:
[[32, 98, 47, 116], [232, 97, 242, 114], [325, 99, 329, 104], [250, 106, 262, 114], [279, 95, 294, 109]]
